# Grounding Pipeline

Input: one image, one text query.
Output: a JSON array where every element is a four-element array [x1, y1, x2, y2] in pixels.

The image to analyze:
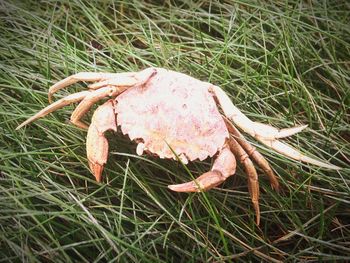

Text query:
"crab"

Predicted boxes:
[[17, 67, 340, 225]]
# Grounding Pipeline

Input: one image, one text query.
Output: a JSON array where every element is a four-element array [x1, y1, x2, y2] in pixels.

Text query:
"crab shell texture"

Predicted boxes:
[[116, 68, 228, 162]]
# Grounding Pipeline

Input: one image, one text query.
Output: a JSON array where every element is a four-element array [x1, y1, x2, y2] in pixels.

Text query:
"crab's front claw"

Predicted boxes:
[[168, 170, 226, 192], [168, 144, 236, 192], [86, 100, 117, 182]]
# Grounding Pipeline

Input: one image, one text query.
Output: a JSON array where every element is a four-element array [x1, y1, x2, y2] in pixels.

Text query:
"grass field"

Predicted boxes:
[[1, 0, 349, 262]]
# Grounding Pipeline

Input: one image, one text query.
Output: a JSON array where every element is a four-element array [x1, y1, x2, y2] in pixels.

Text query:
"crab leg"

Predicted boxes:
[[86, 99, 117, 182], [211, 85, 307, 140], [17, 68, 158, 130], [48, 72, 134, 103], [228, 137, 261, 225], [224, 118, 279, 190], [69, 86, 123, 129], [168, 144, 236, 192], [258, 138, 340, 169], [211, 85, 340, 170], [48, 67, 157, 103], [16, 91, 90, 130], [16, 87, 120, 130]]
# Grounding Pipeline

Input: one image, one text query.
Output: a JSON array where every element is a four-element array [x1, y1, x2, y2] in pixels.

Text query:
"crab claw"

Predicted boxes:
[[168, 144, 236, 192], [86, 100, 117, 182], [168, 170, 225, 192]]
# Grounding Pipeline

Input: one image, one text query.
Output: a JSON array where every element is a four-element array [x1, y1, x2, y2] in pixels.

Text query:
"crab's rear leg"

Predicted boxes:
[[228, 137, 261, 225], [211, 85, 340, 170], [168, 144, 236, 192], [48, 72, 134, 103], [211, 85, 307, 140], [17, 68, 157, 130], [16, 91, 90, 130], [86, 99, 117, 182], [69, 86, 123, 129], [48, 67, 157, 103], [16, 87, 121, 130], [224, 117, 279, 191]]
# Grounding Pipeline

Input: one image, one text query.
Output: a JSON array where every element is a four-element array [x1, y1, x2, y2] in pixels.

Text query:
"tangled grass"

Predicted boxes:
[[0, 1, 349, 262]]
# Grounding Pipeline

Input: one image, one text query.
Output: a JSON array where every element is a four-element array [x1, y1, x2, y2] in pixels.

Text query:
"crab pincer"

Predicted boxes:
[[86, 100, 117, 182], [168, 144, 236, 192]]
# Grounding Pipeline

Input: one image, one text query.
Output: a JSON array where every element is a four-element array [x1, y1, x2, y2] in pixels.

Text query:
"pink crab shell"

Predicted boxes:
[[115, 68, 229, 162]]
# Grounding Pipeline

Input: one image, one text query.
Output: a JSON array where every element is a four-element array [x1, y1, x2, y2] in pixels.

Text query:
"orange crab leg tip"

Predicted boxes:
[[88, 162, 103, 182], [168, 182, 198, 192]]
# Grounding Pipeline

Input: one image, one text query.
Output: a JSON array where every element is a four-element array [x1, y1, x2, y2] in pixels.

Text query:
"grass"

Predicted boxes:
[[0, 0, 349, 262]]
